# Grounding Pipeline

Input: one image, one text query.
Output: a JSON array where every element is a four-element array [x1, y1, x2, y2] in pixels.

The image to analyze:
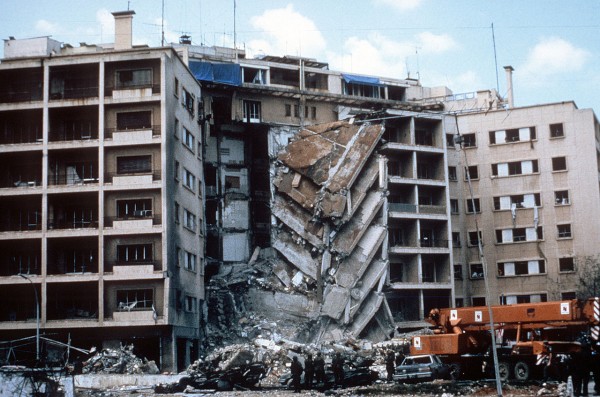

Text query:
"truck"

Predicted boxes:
[[410, 298, 600, 381]]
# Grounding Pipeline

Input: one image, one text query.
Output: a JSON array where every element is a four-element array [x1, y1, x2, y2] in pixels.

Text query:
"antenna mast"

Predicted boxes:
[[233, 0, 237, 59], [492, 23, 500, 93], [161, 0, 165, 46]]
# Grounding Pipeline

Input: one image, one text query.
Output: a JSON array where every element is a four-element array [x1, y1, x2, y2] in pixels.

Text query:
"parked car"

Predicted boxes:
[[393, 354, 451, 382]]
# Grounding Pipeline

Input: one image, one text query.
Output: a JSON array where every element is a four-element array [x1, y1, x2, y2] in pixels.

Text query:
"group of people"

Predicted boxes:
[[289, 352, 345, 393]]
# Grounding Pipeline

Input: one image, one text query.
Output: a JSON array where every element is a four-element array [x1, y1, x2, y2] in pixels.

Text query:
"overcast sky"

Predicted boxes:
[[2, 0, 599, 113]]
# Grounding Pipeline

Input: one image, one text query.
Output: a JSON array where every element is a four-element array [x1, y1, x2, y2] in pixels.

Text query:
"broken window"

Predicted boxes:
[[465, 165, 478, 180], [452, 232, 461, 247], [116, 199, 152, 218], [116, 111, 151, 130], [243, 100, 261, 123], [454, 264, 463, 279], [498, 260, 545, 276], [493, 193, 540, 210], [225, 175, 241, 190], [184, 250, 196, 271], [116, 68, 152, 89], [550, 123, 564, 138], [450, 199, 459, 214], [559, 257, 575, 272], [468, 231, 483, 246], [461, 133, 476, 148], [552, 156, 567, 171], [389, 263, 404, 282], [470, 263, 484, 279], [183, 209, 196, 232], [64, 248, 96, 273], [182, 88, 195, 115], [117, 155, 151, 174], [242, 67, 266, 84], [557, 224, 572, 238], [66, 162, 97, 184], [555, 190, 570, 205], [448, 166, 457, 181], [117, 243, 153, 263], [465, 198, 481, 214], [117, 288, 153, 311]]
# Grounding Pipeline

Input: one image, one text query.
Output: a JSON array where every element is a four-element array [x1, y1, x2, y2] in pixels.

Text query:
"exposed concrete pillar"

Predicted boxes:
[[113, 10, 135, 50], [504, 65, 514, 108]]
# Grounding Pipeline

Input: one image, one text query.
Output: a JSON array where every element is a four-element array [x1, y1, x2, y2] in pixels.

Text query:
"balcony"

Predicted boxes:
[[49, 108, 99, 142], [0, 240, 41, 276], [105, 260, 162, 274], [0, 197, 41, 231], [106, 212, 162, 229], [419, 238, 449, 248], [0, 110, 43, 145], [46, 282, 98, 320], [104, 125, 160, 143], [107, 170, 161, 185], [0, 69, 43, 104], [49, 64, 99, 100]]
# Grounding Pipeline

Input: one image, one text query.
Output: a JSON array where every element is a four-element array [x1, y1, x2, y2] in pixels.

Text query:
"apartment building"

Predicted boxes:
[[0, 12, 205, 371], [177, 44, 455, 329], [448, 93, 600, 306]]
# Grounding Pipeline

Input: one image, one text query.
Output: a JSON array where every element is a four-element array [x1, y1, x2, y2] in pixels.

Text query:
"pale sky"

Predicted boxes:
[[1, 0, 599, 113]]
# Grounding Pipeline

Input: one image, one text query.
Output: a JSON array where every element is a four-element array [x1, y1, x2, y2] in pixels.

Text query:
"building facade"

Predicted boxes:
[[448, 100, 600, 307], [0, 12, 205, 371]]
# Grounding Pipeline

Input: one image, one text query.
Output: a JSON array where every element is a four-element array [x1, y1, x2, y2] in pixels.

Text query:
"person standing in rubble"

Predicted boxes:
[[291, 355, 304, 393], [314, 352, 325, 386], [304, 353, 314, 389], [332, 352, 345, 388], [385, 350, 396, 381]]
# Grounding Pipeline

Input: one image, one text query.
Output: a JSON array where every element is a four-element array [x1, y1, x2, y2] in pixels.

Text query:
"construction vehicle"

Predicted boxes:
[[410, 298, 600, 381]]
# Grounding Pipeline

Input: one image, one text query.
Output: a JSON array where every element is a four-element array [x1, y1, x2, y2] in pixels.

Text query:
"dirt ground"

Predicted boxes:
[[75, 379, 569, 397]]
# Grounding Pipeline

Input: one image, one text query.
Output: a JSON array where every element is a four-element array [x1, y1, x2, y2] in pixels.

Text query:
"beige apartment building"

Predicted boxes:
[[0, 12, 205, 371], [448, 98, 600, 306]]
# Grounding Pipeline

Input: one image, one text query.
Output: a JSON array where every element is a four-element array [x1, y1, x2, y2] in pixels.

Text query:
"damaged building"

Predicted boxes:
[[177, 43, 458, 340]]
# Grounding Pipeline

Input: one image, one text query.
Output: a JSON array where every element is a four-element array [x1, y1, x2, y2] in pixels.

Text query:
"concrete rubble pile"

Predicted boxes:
[[269, 119, 395, 343], [81, 344, 159, 375]]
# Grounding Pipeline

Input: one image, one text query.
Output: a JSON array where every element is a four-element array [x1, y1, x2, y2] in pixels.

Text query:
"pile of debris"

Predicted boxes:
[[81, 344, 159, 375]]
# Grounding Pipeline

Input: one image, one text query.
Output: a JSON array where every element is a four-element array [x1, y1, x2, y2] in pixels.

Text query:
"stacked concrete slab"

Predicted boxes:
[[271, 120, 395, 342]]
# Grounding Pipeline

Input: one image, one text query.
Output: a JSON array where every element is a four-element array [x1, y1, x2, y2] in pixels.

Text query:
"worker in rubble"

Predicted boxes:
[[290, 355, 304, 393], [314, 352, 325, 386], [304, 353, 314, 389], [385, 350, 396, 381], [332, 352, 345, 388]]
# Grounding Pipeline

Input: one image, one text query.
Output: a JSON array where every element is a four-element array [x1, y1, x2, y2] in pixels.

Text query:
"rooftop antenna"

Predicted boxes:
[[127, 1, 130, 10], [234, 0, 237, 60], [161, 0, 165, 46], [415, 46, 421, 81], [492, 23, 500, 93]]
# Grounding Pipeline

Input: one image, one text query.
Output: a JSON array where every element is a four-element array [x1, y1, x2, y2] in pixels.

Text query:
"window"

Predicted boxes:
[[452, 232, 461, 248], [448, 166, 457, 181], [489, 127, 536, 144], [342, 81, 382, 98], [466, 198, 481, 214], [454, 264, 463, 280], [183, 208, 196, 231], [496, 227, 542, 243], [175, 247, 181, 267], [116, 68, 152, 89], [174, 77, 179, 97], [174, 119, 179, 139], [493, 193, 541, 210], [561, 291, 577, 300], [552, 156, 567, 171], [242, 67, 266, 84], [450, 199, 459, 214], [116, 289, 153, 311], [470, 263, 484, 279], [116, 199, 152, 218], [550, 123, 564, 138], [491, 160, 539, 177], [311, 106, 317, 119], [503, 294, 547, 304], [182, 88, 195, 115], [498, 260, 545, 276], [116, 111, 151, 131], [184, 250, 196, 271], [117, 244, 153, 263], [417, 163, 432, 179], [557, 224, 572, 238], [461, 133, 476, 148], [183, 168, 196, 192], [472, 297, 486, 306], [243, 100, 261, 123], [446, 134, 456, 148], [183, 128, 195, 151], [559, 257, 575, 272], [285, 104, 291, 117], [468, 231, 483, 246], [185, 295, 196, 312], [294, 105, 299, 117], [174, 202, 180, 224], [455, 298, 464, 308], [174, 160, 180, 181], [555, 190, 570, 205], [117, 155, 151, 174], [225, 175, 241, 190], [465, 165, 478, 180]]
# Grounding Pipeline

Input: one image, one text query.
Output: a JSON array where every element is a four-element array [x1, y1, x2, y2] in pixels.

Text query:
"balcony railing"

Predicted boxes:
[[0, 84, 43, 103], [419, 205, 447, 215], [0, 222, 42, 232], [50, 85, 98, 100], [104, 125, 161, 139], [106, 170, 162, 182], [388, 203, 417, 213], [47, 174, 99, 186], [49, 129, 99, 142], [1, 178, 42, 189], [105, 83, 161, 97], [105, 213, 162, 227], [0, 129, 43, 144], [106, 260, 162, 272], [49, 218, 99, 230], [419, 238, 449, 248]]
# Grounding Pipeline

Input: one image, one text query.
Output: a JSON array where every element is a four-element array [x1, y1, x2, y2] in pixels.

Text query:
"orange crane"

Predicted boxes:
[[410, 298, 600, 380]]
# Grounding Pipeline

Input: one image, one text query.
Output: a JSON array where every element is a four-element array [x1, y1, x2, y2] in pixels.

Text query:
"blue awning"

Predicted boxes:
[[342, 73, 382, 86], [189, 61, 241, 86]]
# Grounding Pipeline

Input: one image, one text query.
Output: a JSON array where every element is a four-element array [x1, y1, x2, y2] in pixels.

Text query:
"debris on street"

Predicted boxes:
[[81, 344, 159, 375]]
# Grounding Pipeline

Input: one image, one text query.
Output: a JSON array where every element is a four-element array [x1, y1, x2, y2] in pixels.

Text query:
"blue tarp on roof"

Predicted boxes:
[[341, 73, 382, 86], [189, 61, 242, 86]]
